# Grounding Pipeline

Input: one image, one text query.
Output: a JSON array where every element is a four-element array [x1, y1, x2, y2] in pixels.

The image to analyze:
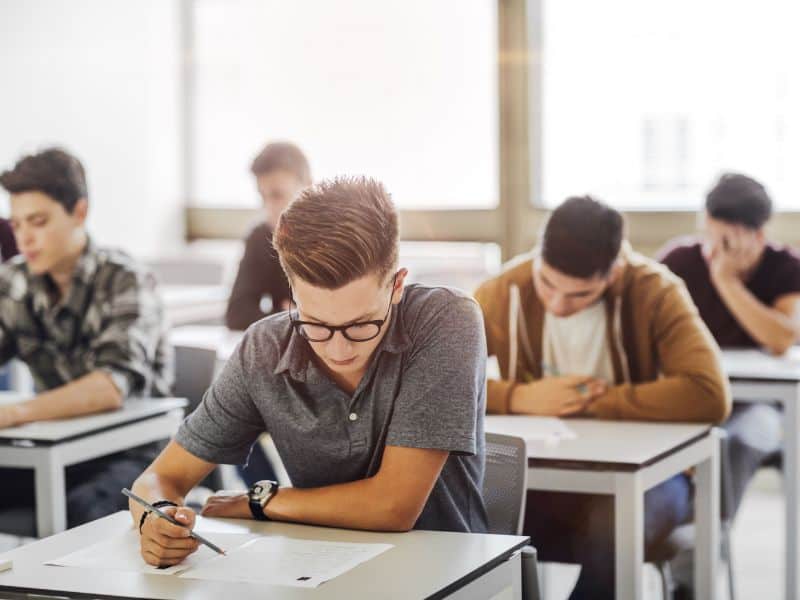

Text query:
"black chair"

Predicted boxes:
[[173, 345, 223, 492]]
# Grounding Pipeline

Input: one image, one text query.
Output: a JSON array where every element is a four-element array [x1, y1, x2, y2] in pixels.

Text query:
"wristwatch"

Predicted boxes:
[[248, 480, 279, 521]]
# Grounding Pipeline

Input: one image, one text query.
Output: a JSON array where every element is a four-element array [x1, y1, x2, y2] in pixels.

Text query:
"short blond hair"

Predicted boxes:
[[273, 176, 399, 289]]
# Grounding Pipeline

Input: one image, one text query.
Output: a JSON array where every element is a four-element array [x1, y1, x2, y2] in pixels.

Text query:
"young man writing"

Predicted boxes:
[[131, 176, 488, 567], [660, 173, 799, 597], [475, 196, 730, 599], [0, 148, 172, 527], [225, 141, 312, 331]]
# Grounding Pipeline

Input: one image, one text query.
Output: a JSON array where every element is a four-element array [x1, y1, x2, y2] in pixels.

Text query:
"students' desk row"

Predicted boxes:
[[721, 346, 800, 600], [486, 416, 719, 600], [0, 395, 187, 538], [0, 511, 529, 600], [161, 285, 229, 326]]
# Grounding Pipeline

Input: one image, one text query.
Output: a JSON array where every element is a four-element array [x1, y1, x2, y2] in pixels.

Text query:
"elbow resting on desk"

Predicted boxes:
[[374, 495, 421, 532], [761, 330, 798, 357]]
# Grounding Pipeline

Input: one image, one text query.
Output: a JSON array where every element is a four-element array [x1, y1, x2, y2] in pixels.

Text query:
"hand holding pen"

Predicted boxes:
[[123, 488, 226, 568]]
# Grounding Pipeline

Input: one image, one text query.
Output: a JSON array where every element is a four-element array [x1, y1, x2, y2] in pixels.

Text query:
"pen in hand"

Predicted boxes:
[[122, 488, 227, 556]]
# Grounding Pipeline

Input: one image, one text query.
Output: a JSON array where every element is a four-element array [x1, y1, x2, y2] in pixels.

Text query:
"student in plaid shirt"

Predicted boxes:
[[0, 148, 173, 528]]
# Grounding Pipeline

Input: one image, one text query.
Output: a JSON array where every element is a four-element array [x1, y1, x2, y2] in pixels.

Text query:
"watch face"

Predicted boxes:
[[251, 480, 275, 503]]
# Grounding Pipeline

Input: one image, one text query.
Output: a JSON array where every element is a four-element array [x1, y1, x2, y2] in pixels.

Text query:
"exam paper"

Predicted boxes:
[[179, 536, 393, 588], [485, 415, 577, 442], [46, 530, 257, 575]]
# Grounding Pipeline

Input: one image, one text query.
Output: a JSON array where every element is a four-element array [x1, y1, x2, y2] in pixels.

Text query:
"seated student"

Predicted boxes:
[[0, 148, 172, 528], [0, 217, 18, 261], [225, 141, 312, 331], [475, 196, 729, 600], [130, 176, 488, 567], [660, 173, 799, 596], [225, 141, 311, 485]]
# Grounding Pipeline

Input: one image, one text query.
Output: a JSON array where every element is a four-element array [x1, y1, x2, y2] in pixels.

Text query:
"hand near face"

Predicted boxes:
[[510, 376, 608, 417], [707, 224, 763, 282]]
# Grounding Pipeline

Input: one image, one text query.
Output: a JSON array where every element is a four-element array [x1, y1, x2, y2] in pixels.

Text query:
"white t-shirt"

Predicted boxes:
[[542, 301, 614, 381]]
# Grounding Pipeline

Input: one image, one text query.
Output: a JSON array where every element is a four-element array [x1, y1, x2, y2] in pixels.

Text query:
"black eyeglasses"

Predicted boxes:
[[289, 273, 398, 343]]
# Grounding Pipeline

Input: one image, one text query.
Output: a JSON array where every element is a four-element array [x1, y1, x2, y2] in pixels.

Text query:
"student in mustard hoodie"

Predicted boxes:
[[475, 195, 730, 600]]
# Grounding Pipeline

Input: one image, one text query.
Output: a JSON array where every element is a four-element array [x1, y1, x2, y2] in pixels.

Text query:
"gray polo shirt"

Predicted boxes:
[[175, 284, 488, 533]]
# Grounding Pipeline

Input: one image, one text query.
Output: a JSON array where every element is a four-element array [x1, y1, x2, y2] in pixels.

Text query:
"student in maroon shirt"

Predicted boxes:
[[224, 141, 312, 486], [660, 173, 800, 598], [225, 141, 312, 331], [0, 217, 18, 261]]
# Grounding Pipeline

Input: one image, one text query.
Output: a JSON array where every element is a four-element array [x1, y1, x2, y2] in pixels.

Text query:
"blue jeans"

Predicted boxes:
[[524, 473, 693, 600]]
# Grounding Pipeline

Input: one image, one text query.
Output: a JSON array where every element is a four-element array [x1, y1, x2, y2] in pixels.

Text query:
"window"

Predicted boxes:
[[190, 0, 498, 210], [537, 0, 800, 209]]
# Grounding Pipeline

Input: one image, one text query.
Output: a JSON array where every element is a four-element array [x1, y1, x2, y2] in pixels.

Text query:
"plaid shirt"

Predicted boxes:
[[0, 240, 173, 397]]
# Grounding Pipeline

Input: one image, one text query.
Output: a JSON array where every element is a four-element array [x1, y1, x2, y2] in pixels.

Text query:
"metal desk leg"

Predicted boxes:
[[694, 433, 720, 599], [34, 448, 66, 538], [614, 472, 644, 600], [786, 384, 800, 600]]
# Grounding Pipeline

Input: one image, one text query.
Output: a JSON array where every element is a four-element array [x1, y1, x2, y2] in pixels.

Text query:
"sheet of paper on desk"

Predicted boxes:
[[486, 416, 577, 442], [179, 536, 393, 588], [46, 530, 257, 575]]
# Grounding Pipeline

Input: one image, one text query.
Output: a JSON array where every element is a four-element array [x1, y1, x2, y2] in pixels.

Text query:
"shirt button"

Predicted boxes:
[[349, 413, 358, 422]]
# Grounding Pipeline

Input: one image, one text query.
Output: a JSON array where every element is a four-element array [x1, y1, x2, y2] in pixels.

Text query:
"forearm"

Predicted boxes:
[[266, 476, 419, 532], [14, 371, 122, 424], [588, 376, 731, 423], [714, 276, 798, 353], [487, 378, 515, 414], [129, 470, 191, 528]]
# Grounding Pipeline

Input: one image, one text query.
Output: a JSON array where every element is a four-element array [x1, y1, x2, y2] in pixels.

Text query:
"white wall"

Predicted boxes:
[[0, 0, 184, 258]]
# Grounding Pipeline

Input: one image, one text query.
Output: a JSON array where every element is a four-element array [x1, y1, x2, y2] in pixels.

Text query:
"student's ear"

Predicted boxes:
[[72, 198, 89, 225], [391, 268, 409, 304]]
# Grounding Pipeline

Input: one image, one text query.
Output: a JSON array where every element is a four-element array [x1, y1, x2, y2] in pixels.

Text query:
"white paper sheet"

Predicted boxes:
[[485, 415, 577, 443], [46, 530, 257, 576], [179, 536, 393, 588]]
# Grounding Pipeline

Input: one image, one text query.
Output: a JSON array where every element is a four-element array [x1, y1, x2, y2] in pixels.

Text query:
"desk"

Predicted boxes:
[[721, 347, 800, 599], [169, 324, 242, 368], [0, 511, 529, 599], [486, 416, 718, 600], [0, 398, 187, 538], [161, 285, 229, 326]]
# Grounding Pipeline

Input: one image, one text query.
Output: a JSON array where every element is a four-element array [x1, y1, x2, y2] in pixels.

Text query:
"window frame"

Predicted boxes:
[[181, 0, 800, 262]]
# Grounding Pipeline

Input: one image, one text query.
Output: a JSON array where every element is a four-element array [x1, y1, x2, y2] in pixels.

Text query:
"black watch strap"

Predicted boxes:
[[138, 500, 178, 534], [248, 480, 279, 521], [249, 497, 270, 521]]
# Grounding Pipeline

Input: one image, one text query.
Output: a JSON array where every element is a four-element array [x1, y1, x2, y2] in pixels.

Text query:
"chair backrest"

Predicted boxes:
[[482, 433, 528, 535], [173, 345, 218, 414]]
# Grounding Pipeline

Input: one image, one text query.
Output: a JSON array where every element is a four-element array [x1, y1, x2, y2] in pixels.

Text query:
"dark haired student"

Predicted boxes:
[[475, 196, 730, 599], [660, 173, 800, 598], [225, 141, 312, 331], [224, 141, 313, 485], [0, 148, 172, 527]]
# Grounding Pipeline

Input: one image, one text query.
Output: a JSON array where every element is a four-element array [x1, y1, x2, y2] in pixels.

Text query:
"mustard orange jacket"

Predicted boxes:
[[474, 248, 731, 424]]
